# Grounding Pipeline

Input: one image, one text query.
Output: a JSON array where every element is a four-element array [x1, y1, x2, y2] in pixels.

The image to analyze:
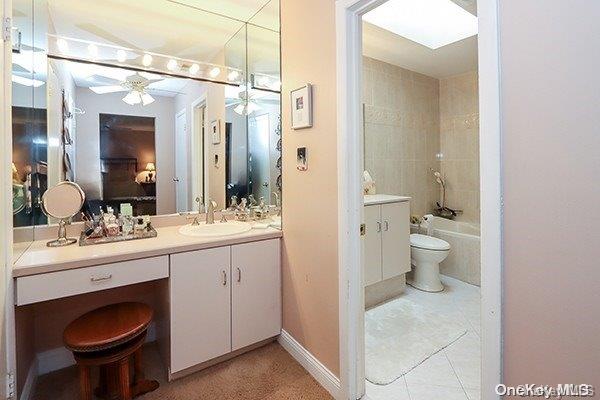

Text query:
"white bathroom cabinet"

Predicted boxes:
[[169, 239, 281, 373], [363, 199, 410, 287]]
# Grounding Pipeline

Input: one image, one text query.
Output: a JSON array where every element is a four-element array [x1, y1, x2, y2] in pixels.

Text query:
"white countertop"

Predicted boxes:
[[364, 194, 411, 206], [13, 225, 282, 277]]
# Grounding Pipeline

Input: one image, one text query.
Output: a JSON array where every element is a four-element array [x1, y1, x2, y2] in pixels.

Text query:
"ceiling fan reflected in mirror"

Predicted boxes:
[[89, 72, 164, 106], [226, 85, 267, 116]]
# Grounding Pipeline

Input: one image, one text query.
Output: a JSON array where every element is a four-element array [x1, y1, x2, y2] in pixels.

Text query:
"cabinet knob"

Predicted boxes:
[[376, 221, 382, 232], [237, 267, 242, 283], [384, 221, 389, 231], [222, 270, 227, 286]]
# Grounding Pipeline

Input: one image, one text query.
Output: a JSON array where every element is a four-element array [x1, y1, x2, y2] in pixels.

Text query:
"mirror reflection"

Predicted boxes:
[[11, 0, 282, 232]]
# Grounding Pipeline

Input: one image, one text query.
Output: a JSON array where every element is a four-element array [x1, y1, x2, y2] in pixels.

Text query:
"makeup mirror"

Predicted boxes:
[[41, 181, 85, 247]]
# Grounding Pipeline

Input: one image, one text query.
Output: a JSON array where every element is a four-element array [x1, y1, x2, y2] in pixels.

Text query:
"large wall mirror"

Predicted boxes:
[[11, 0, 282, 239]]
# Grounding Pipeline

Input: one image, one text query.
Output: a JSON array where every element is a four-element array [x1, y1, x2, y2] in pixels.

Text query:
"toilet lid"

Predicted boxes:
[[410, 234, 450, 251]]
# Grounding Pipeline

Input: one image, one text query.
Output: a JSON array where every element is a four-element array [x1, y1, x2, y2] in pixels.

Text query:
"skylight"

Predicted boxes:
[[363, 0, 478, 49]]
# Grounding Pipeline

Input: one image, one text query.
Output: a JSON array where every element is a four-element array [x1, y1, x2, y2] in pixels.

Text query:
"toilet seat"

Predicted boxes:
[[410, 234, 450, 251]]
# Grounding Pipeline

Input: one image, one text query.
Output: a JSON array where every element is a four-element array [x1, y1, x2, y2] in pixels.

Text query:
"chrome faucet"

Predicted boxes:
[[206, 199, 218, 224]]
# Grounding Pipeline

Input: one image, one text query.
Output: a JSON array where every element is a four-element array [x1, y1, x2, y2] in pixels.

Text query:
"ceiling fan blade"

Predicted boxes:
[[146, 87, 183, 95], [12, 64, 30, 74], [145, 78, 166, 85], [89, 85, 127, 94], [87, 74, 123, 85], [20, 44, 46, 53]]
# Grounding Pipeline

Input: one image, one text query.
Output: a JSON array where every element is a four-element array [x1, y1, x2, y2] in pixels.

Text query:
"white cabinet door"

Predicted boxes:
[[231, 239, 281, 351], [364, 205, 383, 286], [170, 247, 231, 373], [381, 201, 411, 280]]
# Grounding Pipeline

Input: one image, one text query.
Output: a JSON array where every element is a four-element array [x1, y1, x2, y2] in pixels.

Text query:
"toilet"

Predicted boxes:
[[408, 234, 451, 292]]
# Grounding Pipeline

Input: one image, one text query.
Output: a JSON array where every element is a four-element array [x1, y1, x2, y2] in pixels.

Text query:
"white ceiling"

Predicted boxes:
[[47, 0, 251, 63], [362, 0, 478, 78]]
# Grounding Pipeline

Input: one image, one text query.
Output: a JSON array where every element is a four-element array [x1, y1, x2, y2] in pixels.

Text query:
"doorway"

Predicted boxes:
[[99, 114, 156, 215], [335, 0, 502, 399], [175, 109, 188, 213], [191, 99, 206, 211]]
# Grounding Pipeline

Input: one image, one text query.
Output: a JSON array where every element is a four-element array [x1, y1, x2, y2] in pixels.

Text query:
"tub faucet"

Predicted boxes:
[[206, 199, 218, 224]]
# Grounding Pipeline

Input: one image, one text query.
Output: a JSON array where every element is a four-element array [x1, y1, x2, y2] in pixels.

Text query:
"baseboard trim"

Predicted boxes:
[[37, 322, 157, 376], [278, 330, 342, 400], [19, 358, 38, 400]]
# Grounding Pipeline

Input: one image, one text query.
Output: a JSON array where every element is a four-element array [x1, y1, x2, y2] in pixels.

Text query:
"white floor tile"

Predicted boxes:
[[404, 351, 463, 388], [366, 377, 410, 400], [466, 388, 481, 400], [366, 274, 481, 399], [407, 384, 469, 400], [445, 333, 481, 390]]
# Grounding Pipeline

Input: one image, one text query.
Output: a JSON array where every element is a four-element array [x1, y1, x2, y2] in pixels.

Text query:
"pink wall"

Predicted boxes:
[[280, 0, 340, 377], [500, 0, 600, 388]]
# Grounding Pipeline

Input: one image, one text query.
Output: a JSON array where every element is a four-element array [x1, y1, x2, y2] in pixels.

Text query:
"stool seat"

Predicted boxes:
[[63, 302, 158, 400], [64, 302, 153, 352]]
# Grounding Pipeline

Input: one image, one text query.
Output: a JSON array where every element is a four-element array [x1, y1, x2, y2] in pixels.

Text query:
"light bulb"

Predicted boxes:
[[167, 59, 178, 71], [116, 49, 127, 62], [142, 54, 153, 67], [227, 70, 240, 81], [188, 63, 200, 75], [141, 92, 155, 106], [257, 76, 270, 87], [234, 103, 246, 115], [246, 101, 260, 114], [87, 44, 98, 59], [209, 67, 221, 78], [271, 80, 281, 90], [56, 38, 68, 53], [122, 91, 142, 105]]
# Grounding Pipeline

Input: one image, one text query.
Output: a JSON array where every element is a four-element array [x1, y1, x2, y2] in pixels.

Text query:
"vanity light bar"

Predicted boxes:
[[251, 73, 282, 93], [47, 34, 245, 86]]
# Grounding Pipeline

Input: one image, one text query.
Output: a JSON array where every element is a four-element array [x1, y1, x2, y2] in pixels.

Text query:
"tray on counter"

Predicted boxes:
[[79, 226, 157, 246]]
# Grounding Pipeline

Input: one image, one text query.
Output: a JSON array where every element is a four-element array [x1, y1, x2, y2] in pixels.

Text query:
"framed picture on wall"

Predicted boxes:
[[290, 83, 313, 130]]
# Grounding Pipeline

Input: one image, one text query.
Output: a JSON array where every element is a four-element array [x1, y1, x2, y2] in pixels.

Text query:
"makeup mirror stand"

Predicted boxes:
[[47, 219, 77, 247]]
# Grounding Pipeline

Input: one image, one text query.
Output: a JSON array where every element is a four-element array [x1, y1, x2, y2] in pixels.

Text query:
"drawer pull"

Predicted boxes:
[[384, 221, 389, 231], [222, 270, 228, 286], [376, 221, 382, 232], [237, 267, 242, 283], [90, 274, 112, 283]]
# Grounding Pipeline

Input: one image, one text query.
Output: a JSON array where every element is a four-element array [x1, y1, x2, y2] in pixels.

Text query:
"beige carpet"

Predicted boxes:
[[32, 342, 333, 400]]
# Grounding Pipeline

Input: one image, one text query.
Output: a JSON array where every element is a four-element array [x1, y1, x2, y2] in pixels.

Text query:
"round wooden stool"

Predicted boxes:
[[63, 302, 159, 400]]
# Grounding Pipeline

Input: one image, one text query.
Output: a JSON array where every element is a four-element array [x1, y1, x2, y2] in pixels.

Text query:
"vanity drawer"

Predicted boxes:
[[16, 256, 169, 306]]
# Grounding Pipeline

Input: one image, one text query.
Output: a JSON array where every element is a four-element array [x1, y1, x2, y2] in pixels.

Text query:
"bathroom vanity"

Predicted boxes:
[[13, 225, 282, 382], [363, 195, 411, 307]]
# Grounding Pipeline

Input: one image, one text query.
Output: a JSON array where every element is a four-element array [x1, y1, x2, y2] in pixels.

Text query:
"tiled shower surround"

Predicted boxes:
[[363, 56, 441, 217], [363, 56, 480, 224]]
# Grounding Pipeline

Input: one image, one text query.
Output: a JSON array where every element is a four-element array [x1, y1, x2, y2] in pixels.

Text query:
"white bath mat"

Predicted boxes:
[[365, 295, 468, 385]]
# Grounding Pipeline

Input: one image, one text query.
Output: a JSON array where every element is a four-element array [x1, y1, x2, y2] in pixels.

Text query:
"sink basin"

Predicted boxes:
[[178, 221, 252, 237]]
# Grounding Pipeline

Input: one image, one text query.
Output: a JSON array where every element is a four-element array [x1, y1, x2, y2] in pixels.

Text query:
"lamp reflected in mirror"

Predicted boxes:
[[145, 162, 156, 183]]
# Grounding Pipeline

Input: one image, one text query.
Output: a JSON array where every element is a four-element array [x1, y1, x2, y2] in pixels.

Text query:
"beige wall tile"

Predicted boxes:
[[439, 71, 480, 223]]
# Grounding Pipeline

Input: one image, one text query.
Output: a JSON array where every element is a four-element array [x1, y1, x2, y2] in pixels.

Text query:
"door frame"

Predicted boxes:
[[335, 0, 503, 399], [2, 0, 17, 396], [190, 95, 207, 209], [175, 108, 189, 212]]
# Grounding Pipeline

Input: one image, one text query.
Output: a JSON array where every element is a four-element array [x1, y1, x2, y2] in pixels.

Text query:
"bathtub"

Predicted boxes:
[[411, 216, 481, 286]]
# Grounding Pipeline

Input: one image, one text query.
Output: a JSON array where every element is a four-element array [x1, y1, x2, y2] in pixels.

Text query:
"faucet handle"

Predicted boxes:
[[248, 194, 257, 206], [186, 215, 201, 226], [195, 196, 205, 213]]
